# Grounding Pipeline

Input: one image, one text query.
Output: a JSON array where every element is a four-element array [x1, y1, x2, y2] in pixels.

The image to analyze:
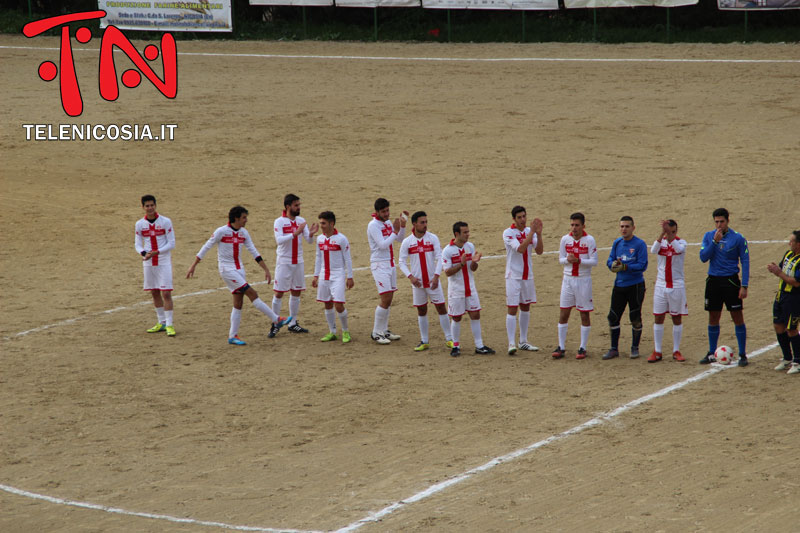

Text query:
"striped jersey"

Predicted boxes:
[[442, 240, 478, 298], [398, 231, 443, 288], [196, 224, 261, 273], [314, 231, 353, 280], [558, 231, 598, 278], [274, 212, 312, 265], [777, 250, 800, 294], [134, 214, 175, 266], [650, 237, 687, 289], [503, 225, 538, 280]]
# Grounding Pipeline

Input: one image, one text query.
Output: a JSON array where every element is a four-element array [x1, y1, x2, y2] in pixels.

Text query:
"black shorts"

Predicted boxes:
[[773, 292, 800, 330], [704, 275, 743, 312]]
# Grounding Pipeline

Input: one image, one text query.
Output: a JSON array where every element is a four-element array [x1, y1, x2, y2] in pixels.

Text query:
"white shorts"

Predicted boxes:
[[653, 285, 688, 316], [448, 294, 481, 317], [371, 263, 397, 294], [317, 274, 346, 303], [560, 276, 594, 312], [505, 277, 537, 307], [220, 268, 249, 294], [413, 285, 446, 307], [273, 263, 306, 293], [143, 263, 173, 291]]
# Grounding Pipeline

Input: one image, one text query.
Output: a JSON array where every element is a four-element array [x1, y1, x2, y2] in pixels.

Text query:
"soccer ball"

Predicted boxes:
[[714, 345, 734, 365]]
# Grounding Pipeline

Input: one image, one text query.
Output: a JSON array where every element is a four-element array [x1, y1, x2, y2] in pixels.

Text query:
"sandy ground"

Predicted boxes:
[[1, 35, 799, 532]]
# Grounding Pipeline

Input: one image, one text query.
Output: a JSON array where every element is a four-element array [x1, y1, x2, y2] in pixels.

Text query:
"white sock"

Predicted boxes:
[[338, 309, 349, 331], [673, 324, 683, 352], [373, 306, 383, 335], [155, 306, 165, 324], [384, 306, 391, 333], [451, 320, 461, 345], [289, 295, 301, 325], [418, 315, 429, 344], [470, 319, 483, 348], [229, 308, 241, 338], [271, 295, 282, 317], [519, 310, 530, 343], [653, 323, 664, 353], [506, 314, 517, 346], [580, 325, 591, 350], [324, 308, 336, 333], [558, 323, 568, 350], [164, 310, 173, 327], [438, 313, 452, 341], [253, 298, 279, 322]]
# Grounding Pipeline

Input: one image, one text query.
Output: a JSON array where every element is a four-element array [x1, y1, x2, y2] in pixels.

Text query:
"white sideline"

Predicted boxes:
[[3, 240, 783, 341], [0, 342, 779, 532], [2, 45, 800, 64]]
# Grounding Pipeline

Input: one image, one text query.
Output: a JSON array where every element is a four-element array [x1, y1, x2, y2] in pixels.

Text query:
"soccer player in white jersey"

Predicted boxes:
[[135, 194, 177, 336], [399, 211, 454, 352], [186, 205, 291, 345], [442, 221, 495, 357], [367, 198, 407, 344], [503, 206, 544, 355], [271, 193, 318, 337], [648, 219, 688, 363], [312, 211, 354, 343], [553, 212, 598, 360]]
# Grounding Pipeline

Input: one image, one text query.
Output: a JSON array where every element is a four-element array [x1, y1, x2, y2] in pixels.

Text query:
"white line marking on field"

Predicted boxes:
[[335, 341, 778, 532], [2, 45, 799, 64], [0, 483, 321, 533], [3, 240, 784, 341]]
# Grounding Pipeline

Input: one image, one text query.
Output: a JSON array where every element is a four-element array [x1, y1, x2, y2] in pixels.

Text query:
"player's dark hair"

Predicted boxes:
[[620, 215, 634, 224], [318, 211, 336, 224], [667, 219, 678, 230], [792, 230, 800, 242], [141, 194, 156, 205], [283, 194, 300, 208], [712, 208, 729, 220], [511, 206, 526, 218], [229, 205, 248, 223], [411, 211, 426, 224], [374, 198, 390, 212], [570, 212, 585, 225], [453, 221, 468, 236]]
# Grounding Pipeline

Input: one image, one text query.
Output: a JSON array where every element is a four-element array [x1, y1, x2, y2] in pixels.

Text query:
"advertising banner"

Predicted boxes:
[[566, 0, 697, 6], [422, 0, 558, 10], [718, 0, 800, 9], [99, 1, 233, 32]]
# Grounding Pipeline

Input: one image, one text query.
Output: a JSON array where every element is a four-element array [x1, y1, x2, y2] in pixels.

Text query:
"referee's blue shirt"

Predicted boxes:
[[699, 229, 750, 286]]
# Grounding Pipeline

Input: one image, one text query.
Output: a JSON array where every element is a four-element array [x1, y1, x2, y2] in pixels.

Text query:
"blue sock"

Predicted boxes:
[[735, 324, 747, 355], [708, 325, 720, 353]]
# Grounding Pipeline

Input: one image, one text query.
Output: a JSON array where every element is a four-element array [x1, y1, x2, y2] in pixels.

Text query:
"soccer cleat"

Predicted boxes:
[[147, 323, 166, 333], [699, 351, 716, 364], [552, 347, 566, 359], [602, 348, 619, 360], [371, 332, 390, 345], [518, 342, 539, 352], [342, 331, 351, 343], [775, 360, 791, 371], [446, 340, 455, 349], [508, 344, 518, 356], [385, 330, 401, 341], [267, 323, 279, 338], [475, 346, 496, 355], [414, 342, 430, 352], [288, 323, 309, 333], [576, 348, 587, 360], [647, 351, 663, 363], [165, 325, 176, 337], [672, 351, 685, 362], [320, 332, 338, 342], [788, 363, 800, 374], [228, 335, 246, 345], [630, 346, 640, 359], [737, 354, 748, 367], [450, 346, 461, 357]]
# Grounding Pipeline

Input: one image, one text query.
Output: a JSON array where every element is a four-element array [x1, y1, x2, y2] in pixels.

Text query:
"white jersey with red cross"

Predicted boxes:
[[558, 232, 598, 278], [134, 214, 175, 267], [274, 213, 312, 265], [398, 231, 443, 288], [196, 224, 261, 273], [651, 237, 687, 289], [442, 240, 478, 299], [503, 225, 538, 280], [314, 231, 353, 280], [367, 215, 405, 266]]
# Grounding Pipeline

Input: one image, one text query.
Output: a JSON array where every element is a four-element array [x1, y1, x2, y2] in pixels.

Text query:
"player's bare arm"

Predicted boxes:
[[533, 218, 544, 255], [430, 274, 440, 290], [346, 278, 354, 290], [257, 258, 272, 284], [186, 257, 201, 278]]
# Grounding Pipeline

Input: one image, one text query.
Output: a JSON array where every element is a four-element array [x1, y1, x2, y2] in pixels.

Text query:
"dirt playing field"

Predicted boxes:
[[1, 34, 799, 532]]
